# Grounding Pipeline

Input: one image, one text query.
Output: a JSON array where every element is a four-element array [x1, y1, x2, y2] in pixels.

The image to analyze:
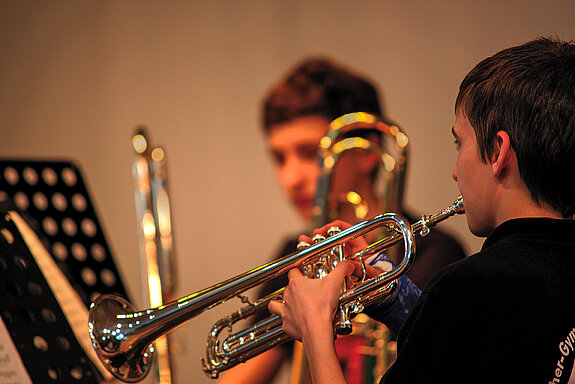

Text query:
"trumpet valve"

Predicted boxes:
[[315, 262, 328, 278], [296, 241, 310, 250], [297, 241, 314, 277], [302, 264, 315, 278], [334, 305, 353, 335], [312, 234, 326, 243], [327, 226, 341, 237]]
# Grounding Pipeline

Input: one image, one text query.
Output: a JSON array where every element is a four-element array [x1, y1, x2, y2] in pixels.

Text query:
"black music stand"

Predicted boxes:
[[0, 203, 103, 383], [0, 159, 131, 383], [0, 159, 130, 305]]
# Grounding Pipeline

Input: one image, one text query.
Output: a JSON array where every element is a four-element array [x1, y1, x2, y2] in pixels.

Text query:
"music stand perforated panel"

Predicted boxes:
[[0, 159, 130, 306], [0, 207, 102, 383]]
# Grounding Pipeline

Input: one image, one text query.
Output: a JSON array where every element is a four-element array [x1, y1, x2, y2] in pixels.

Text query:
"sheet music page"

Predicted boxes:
[[0, 317, 33, 384], [10, 212, 113, 381]]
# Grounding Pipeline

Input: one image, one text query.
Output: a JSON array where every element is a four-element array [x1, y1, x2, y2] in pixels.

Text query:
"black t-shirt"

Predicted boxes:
[[381, 218, 575, 383]]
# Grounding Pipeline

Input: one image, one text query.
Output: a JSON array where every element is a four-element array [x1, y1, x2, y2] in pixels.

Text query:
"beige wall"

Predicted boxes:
[[1, 1, 574, 383]]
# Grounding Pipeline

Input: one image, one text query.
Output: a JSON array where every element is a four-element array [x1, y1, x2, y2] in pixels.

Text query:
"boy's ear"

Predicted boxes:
[[491, 131, 513, 177]]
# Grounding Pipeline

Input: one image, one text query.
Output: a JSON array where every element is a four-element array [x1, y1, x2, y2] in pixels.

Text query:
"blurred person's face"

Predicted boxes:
[[268, 116, 329, 221], [268, 115, 377, 222]]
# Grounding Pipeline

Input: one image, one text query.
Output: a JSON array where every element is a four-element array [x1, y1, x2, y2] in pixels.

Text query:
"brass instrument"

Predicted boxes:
[[312, 112, 409, 228], [88, 197, 464, 382], [132, 128, 177, 383], [296, 112, 409, 384]]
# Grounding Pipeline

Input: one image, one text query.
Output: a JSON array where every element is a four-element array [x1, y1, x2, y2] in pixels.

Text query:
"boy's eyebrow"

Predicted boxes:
[[451, 126, 457, 138]]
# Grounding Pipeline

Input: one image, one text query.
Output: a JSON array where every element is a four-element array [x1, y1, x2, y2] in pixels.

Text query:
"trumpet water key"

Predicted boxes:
[[88, 197, 464, 382]]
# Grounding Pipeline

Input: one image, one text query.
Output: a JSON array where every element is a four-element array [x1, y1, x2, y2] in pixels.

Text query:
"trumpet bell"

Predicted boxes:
[[88, 294, 155, 382]]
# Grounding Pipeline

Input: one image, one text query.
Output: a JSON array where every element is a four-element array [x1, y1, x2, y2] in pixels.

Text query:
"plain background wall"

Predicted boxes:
[[1, 1, 574, 383]]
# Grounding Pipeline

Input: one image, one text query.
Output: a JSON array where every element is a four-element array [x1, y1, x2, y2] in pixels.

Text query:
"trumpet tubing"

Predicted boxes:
[[88, 197, 464, 382]]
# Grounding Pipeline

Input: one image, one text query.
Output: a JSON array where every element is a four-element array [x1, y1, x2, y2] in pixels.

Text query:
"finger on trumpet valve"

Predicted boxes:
[[297, 240, 311, 250], [327, 226, 341, 237], [312, 233, 326, 243]]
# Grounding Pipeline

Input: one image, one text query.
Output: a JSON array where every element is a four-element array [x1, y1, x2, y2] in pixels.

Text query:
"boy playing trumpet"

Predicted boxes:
[[270, 37, 575, 384]]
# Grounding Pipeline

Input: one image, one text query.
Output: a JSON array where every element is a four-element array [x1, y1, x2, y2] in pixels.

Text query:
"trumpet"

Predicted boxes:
[[88, 196, 464, 382]]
